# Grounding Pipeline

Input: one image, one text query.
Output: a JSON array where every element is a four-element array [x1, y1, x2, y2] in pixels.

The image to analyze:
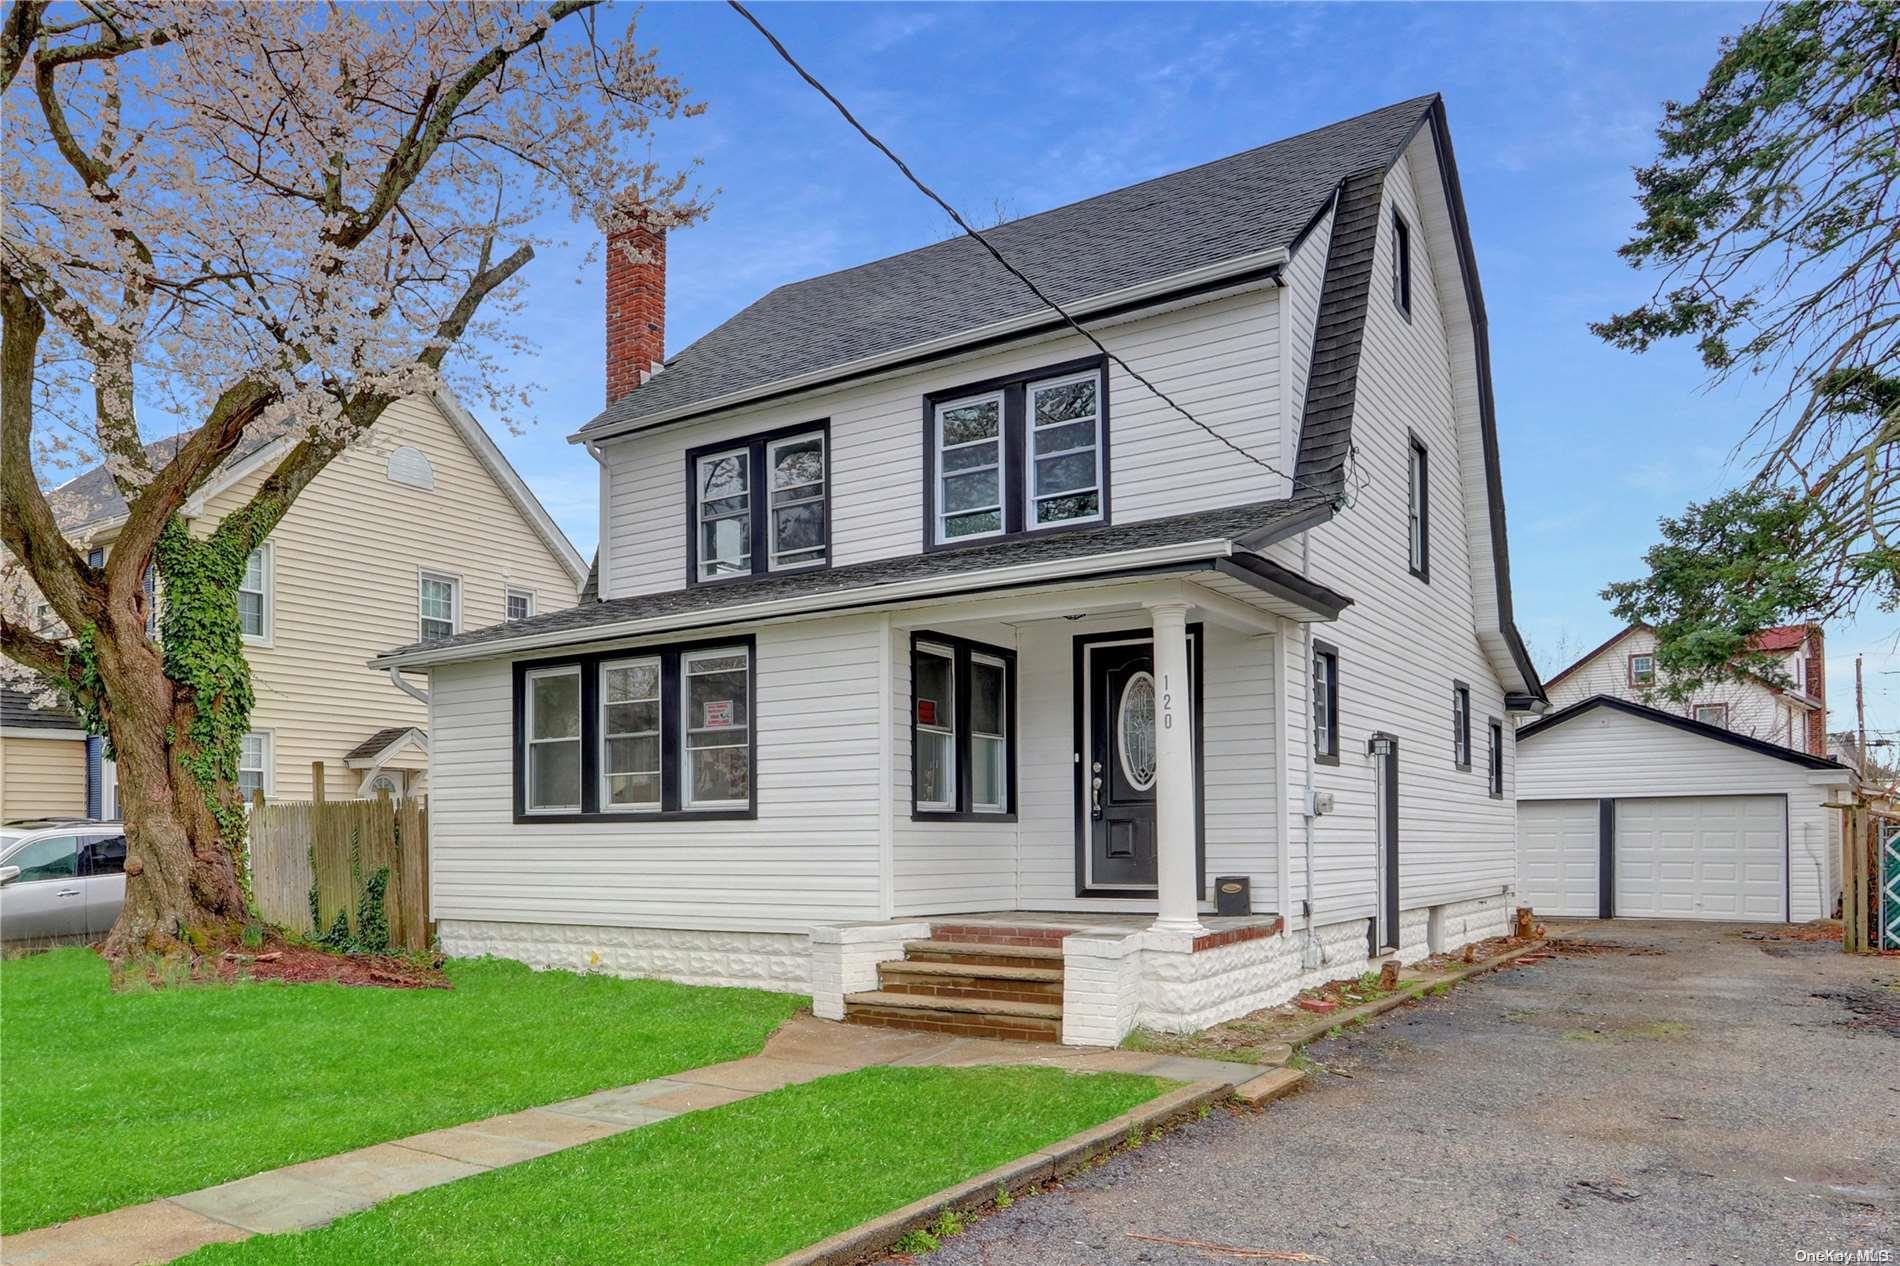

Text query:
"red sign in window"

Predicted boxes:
[[916, 699, 938, 727], [703, 700, 734, 728]]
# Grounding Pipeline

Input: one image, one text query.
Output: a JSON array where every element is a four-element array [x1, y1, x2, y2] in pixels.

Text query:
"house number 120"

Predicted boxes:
[[1160, 674, 1174, 730]]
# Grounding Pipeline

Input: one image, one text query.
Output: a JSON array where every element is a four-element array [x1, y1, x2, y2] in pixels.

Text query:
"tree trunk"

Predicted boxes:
[[90, 592, 249, 960]]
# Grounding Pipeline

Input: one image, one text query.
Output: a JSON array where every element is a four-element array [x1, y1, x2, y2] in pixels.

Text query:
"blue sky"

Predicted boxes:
[[467, 2, 1894, 736]]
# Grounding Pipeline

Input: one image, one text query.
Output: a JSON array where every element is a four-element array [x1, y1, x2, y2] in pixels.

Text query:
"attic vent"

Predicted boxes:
[[387, 446, 435, 490]]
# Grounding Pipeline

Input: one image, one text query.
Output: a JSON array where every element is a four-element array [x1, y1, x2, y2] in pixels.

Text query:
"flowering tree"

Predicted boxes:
[[0, 0, 704, 959]]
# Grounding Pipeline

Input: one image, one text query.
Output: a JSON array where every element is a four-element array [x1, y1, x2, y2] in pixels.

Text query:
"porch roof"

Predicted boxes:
[[373, 495, 1349, 669]]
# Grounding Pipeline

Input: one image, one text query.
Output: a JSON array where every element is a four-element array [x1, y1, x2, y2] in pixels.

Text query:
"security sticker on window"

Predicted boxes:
[[704, 700, 734, 728]]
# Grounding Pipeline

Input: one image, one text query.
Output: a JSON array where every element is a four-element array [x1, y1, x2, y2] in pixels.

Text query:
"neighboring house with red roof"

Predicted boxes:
[[1540, 623, 1827, 756]]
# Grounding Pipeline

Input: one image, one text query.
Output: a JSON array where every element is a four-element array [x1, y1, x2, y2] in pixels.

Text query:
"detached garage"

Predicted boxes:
[[1516, 696, 1852, 923]]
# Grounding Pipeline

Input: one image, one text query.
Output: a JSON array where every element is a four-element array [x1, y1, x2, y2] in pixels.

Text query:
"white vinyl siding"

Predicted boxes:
[[596, 288, 1281, 600], [426, 618, 885, 933]]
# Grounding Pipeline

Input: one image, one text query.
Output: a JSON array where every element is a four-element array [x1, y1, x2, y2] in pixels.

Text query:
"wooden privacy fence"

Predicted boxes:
[[248, 792, 431, 951]]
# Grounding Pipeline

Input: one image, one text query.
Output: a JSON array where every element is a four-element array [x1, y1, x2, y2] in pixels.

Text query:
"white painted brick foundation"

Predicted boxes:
[[437, 920, 812, 994], [1061, 933, 1142, 1046], [809, 921, 931, 1020]]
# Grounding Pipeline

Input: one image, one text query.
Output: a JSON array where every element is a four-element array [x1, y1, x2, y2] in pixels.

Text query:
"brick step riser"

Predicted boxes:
[[929, 925, 1074, 951], [904, 950, 1062, 971], [843, 1007, 1062, 1044], [877, 980, 1064, 1006]]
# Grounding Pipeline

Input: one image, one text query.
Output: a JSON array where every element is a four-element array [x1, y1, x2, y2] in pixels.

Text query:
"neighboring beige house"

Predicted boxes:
[[1, 391, 585, 819]]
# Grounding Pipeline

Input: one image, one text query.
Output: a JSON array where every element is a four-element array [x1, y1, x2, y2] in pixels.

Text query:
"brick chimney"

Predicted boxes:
[[605, 216, 666, 405], [1804, 624, 1827, 755]]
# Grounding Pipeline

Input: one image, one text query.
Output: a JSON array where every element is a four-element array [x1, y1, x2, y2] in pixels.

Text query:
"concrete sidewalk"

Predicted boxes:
[[3, 1016, 1263, 1266]]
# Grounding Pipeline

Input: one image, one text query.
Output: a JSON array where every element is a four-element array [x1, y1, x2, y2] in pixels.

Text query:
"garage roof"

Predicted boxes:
[[1517, 694, 1844, 771]]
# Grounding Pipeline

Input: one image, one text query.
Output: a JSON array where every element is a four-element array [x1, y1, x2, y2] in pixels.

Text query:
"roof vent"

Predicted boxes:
[[387, 446, 435, 490]]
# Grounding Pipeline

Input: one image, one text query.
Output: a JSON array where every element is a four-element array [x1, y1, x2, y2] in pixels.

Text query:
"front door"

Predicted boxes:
[[1086, 641, 1160, 889]]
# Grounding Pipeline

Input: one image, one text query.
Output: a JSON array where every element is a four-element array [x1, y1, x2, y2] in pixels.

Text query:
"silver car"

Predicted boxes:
[[0, 820, 126, 942]]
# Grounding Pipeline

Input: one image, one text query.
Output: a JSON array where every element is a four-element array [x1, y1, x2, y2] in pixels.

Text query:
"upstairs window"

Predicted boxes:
[[1488, 719, 1504, 798], [237, 731, 270, 801], [1407, 437, 1429, 580], [910, 633, 1015, 819], [926, 358, 1107, 548], [688, 424, 828, 583], [1392, 212, 1412, 317], [1693, 702, 1729, 729], [506, 589, 535, 621], [419, 572, 459, 640], [1628, 653, 1656, 687], [1452, 683, 1471, 770], [1313, 640, 1340, 765], [238, 547, 269, 641]]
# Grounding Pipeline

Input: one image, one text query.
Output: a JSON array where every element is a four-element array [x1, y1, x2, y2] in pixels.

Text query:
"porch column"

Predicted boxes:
[[1147, 600, 1204, 935]]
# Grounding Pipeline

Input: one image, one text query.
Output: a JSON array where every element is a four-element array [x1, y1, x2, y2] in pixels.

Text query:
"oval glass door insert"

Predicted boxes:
[[1117, 671, 1158, 790]]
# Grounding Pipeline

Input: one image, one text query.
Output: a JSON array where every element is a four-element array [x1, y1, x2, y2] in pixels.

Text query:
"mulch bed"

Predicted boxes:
[[213, 942, 449, 989]]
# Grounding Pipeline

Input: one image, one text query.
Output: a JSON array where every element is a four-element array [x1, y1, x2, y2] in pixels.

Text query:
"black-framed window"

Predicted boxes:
[[1392, 211, 1412, 317], [1313, 639, 1340, 765], [1487, 718, 1504, 798], [910, 631, 1016, 819], [1452, 682, 1472, 770], [923, 356, 1108, 549], [1407, 436, 1429, 581], [686, 422, 829, 585], [514, 636, 756, 822]]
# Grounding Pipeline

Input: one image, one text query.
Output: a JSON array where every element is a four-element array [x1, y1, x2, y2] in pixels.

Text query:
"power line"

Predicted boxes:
[[727, 0, 1324, 500]]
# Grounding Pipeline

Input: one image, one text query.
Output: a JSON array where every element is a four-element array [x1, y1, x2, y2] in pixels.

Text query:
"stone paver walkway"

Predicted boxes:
[[4, 1016, 1263, 1266]]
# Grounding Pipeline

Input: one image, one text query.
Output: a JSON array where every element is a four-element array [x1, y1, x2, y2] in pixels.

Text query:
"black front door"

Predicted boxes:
[[1087, 641, 1159, 888]]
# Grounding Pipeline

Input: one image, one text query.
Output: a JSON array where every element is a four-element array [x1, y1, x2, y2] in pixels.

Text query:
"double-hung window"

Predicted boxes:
[[1628, 653, 1655, 686], [420, 572, 459, 639], [238, 547, 269, 640], [1452, 683, 1471, 770], [1392, 212, 1413, 317], [237, 731, 270, 801], [517, 639, 755, 820], [927, 358, 1107, 547], [689, 424, 828, 583], [1407, 437, 1429, 580], [911, 633, 1015, 818], [1487, 719, 1504, 798], [1312, 640, 1340, 765]]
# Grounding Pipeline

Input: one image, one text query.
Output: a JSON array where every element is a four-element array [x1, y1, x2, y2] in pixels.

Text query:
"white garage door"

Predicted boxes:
[[1615, 795, 1786, 921], [1518, 800, 1600, 917]]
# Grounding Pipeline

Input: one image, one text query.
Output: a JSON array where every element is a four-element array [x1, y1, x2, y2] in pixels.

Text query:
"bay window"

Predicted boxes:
[[688, 424, 828, 584], [925, 357, 1107, 548], [910, 632, 1015, 819], [515, 638, 755, 821]]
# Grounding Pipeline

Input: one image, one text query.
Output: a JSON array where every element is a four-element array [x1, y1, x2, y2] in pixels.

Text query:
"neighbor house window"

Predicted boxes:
[[1407, 437, 1429, 580], [911, 633, 1015, 818], [927, 359, 1107, 547], [1312, 640, 1340, 765], [1392, 212, 1412, 316], [1452, 683, 1471, 770], [419, 572, 459, 639], [238, 547, 268, 640], [688, 425, 829, 583], [237, 731, 269, 801], [1693, 702, 1729, 729], [506, 589, 535, 621], [525, 666, 583, 812], [1628, 653, 1655, 686], [1488, 719, 1504, 798], [514, 639, 757, 821]]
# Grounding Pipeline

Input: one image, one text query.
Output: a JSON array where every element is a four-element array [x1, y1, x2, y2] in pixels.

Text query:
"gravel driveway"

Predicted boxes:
[[926, 920, 1899, 1266]]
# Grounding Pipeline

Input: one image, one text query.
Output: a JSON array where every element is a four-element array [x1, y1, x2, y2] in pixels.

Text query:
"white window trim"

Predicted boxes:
[[1023, 370, 1105, 532], [914, 642, 958, 812], [523, 665, 583, 814], [765, 430, 828, 573], [1407, 442, 1427, 575], [505, 588, 536, 621], [969, 650, 1010, 813], [1693, 702, 1730, 729], [695, 446, 753, 581], [598, 655, 663, 814], [933, 390, 1006, 546], [237, 729, 273, 802], [239, 543, 273, 647], [418, 568, 461, 641], [680, 646, 751, 811]]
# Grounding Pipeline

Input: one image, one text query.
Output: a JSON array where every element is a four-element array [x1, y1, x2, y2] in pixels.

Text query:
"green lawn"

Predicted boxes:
[[182, 1066, 1169, 1266], [0, 948, 805, 1233]]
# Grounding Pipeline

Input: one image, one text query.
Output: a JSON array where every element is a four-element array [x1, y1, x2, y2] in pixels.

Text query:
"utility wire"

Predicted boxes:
[[728, 0, 1324, 500]]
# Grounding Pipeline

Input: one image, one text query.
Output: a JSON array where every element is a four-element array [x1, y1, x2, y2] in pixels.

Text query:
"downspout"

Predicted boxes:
[[387, 666, 430, 706]]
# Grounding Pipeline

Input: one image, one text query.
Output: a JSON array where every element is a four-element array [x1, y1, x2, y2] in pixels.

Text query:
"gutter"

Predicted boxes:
[[572, 246, 1291, 446]]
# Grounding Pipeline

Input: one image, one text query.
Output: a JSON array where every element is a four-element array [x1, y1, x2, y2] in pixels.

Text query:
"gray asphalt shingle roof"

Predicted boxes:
[[1, 685, 80, 732], [344, 726, 425, 762], [577, 95, 1437, 439], [382, 496, 1335, 660], [47, 430, 279, 533]]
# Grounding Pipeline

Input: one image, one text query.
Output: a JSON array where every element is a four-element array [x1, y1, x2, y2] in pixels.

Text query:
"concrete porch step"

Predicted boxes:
[[878, 959, 1065, 1005], [845, 990, 1063, 1020], [842, 990, 1062, 1043], [901, 939, 1065, 970]]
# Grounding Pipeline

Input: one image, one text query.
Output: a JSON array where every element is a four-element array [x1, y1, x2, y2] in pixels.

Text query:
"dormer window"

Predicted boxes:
[[925, 357, 1107, 548], [687, 423, 829, 585]]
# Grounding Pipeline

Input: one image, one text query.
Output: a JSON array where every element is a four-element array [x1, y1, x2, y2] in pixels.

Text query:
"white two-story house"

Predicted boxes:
[[375, 95, 1548, 1044]]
